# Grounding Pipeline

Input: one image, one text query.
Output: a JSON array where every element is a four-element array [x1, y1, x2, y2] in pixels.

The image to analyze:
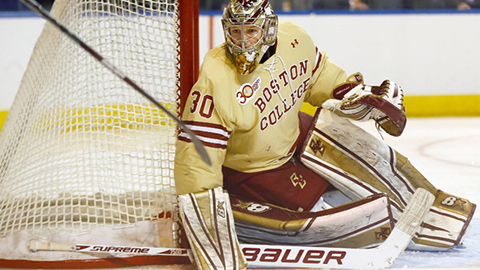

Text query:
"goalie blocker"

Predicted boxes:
[[300, 108, 476, 250]]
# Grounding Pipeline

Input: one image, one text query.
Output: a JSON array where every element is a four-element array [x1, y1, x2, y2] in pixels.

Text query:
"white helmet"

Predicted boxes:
[[222, 0, 278, 75]]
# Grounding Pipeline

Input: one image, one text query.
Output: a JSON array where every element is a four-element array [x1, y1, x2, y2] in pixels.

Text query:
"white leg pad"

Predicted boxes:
[[178, 187, 247, 270], [300, 109, 414, 217], [300, 109, 476, 250]]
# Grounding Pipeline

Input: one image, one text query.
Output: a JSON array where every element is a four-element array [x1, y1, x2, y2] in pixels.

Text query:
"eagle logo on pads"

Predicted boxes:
[[217, 201, 226, 218], [309, 138, 325, 156], [239, 0, 257, 7], [375, 227, 392, 241]]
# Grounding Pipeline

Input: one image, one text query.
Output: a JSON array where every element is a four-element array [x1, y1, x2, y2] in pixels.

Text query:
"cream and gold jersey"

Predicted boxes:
[[175, 21, 347, 195]]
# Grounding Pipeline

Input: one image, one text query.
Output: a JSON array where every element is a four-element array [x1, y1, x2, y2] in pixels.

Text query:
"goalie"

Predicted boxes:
[[174, 0, 476, 269]]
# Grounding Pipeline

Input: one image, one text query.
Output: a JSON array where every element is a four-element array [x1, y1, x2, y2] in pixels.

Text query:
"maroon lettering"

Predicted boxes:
[[199, 95, 214, 118], [281, 249, 304, 263], [303, 250, 324, 264], [242, 248, 260, 261], [274, 105, 284, 120], [324, 251, 346, 265], [290, 92, 297, 107], [270, 79, 280, 94], [283, 98, 292, 113], [290, 65, 298, 80], [189, 91, 215, 119], [278, 71, 289, 86], [260, 248, 281, 262], [260, 116, 268, 130], [303, 77, 311, 92], [268, 110, 277, 126], [263, 87, 272, 102], [299, 59, 308, 76], [242, 248, 345, 266], [255, 71, 313, 131], [254, 97, 266, 113], [297, 84, 303, 99], [190, 90, 201, 114]]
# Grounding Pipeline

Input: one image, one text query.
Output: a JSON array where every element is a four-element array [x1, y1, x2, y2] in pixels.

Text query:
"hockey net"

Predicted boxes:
[[0, 0, 196, 268]]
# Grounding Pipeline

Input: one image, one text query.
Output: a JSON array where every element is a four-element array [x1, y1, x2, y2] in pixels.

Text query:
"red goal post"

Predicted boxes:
[[179, 0, 200, 113], [0, 0, 198, 268]]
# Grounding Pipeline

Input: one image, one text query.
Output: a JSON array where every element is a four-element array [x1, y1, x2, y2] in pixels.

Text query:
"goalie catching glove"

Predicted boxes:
[[322, 73, 407, 136]]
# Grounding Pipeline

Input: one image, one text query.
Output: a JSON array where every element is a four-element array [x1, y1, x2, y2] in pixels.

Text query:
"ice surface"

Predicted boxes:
[[393, 219, 480, 269]]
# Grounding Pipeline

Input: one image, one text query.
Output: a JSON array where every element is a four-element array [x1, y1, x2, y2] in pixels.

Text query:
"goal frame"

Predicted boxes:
[[179, 0, 200, 114], [0, 0, 198, 268]]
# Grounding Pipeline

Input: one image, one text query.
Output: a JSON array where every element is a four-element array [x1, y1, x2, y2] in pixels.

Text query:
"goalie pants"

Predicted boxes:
[[223, 112, 330, 212]]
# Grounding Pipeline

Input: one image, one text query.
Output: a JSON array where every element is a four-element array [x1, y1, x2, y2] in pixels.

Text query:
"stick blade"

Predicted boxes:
[[395, 188, 435, 237], [369, 188, 435, 269]]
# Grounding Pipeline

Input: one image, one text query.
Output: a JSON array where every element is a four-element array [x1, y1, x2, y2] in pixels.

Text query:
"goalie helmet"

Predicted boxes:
[[222, 0, 278, 75]]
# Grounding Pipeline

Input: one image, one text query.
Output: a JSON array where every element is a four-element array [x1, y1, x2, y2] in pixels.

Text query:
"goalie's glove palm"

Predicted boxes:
[[322, 75, 406, 136]]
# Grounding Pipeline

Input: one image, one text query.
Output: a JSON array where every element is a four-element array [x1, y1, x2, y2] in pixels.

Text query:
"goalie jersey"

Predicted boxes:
[[175, 21, 347, 195]]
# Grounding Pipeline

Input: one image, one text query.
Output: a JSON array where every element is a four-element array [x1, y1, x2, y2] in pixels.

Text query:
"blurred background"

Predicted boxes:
[[1, 0, 479, 11], [1, 0, 479, 130]]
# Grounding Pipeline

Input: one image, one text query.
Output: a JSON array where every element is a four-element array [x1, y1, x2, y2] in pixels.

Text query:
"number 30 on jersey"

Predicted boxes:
[[189, 90, 214, 119]]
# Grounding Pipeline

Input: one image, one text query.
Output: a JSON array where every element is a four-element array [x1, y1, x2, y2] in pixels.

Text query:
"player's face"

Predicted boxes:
[[228, 24, 263, 49]]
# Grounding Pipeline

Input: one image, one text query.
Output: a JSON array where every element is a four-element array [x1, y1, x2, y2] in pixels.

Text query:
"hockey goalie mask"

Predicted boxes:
[[222, 0, 278, 75]]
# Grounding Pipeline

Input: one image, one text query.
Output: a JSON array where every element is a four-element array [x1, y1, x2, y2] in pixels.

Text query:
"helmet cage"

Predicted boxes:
[[222, 0, 278, 74], [224, 22, 264, 59]]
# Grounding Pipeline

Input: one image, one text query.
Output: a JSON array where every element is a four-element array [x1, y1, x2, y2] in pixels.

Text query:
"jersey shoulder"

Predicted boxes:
[[185, 45, 238, 126], [202, 44, 232, 71], [196, 44, 236, 89], [276, 21, 316, 52], [277, 21, 313, 41]]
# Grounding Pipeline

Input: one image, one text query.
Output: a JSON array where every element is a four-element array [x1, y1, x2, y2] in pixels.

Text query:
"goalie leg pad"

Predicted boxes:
[[230, 192, 394, 249], [300, 109, 476, 250], [300, 109, 415, 215], [394, 152, 476, 250], [410, 190, 476, 251], [178, 187, 247, 270]]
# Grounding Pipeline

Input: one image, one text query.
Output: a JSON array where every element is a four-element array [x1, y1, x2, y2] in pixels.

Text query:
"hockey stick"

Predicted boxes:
[[29, 241, 189, 257], [30, 188, 434, 269], [20, 0, 211, 166]]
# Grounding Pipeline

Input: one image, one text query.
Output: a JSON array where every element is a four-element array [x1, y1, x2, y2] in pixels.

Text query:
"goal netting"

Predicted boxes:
[[0, 0, 195, 267]]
